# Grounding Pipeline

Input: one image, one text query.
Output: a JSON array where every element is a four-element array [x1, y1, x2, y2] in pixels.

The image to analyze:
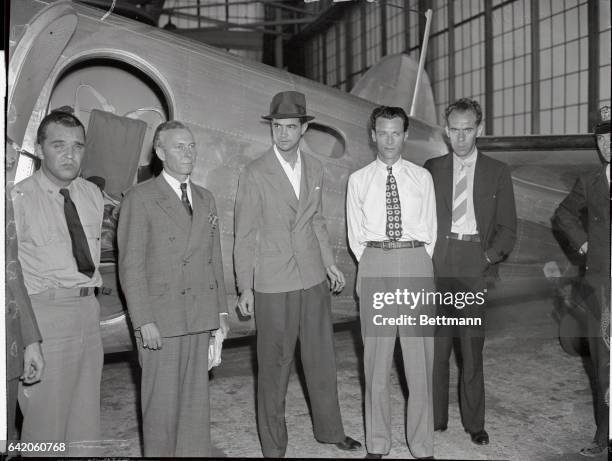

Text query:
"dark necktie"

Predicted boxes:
[[180, 182, 193, 217], [385, 165, 402, 240], [59, 188, 96, 278]]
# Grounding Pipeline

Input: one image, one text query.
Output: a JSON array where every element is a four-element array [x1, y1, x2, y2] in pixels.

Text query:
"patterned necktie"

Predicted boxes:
[[452, 164, 468, 226], [385, 165, 402, 240], [59, 188, 95, 277], [180, 183, 193, 217]]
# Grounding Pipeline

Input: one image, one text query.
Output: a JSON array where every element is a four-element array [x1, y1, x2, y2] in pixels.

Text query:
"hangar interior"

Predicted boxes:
[[87, 0, 611, 134], [6, 1, 611, 459]]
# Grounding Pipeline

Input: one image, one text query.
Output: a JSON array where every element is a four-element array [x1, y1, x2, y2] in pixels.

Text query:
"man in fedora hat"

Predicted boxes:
[[554, 105, 610, 457], [235, 91, 361, 457]]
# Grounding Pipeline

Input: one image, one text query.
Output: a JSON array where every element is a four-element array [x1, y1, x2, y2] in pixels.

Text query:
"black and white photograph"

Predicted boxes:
[[2, 0, 611, 459]]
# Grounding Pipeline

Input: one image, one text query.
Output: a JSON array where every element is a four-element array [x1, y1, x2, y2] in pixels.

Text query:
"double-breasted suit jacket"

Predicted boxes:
[[424, 152, 517, 278], [118, 175, 227, 336], [234, 148, 335, 294]]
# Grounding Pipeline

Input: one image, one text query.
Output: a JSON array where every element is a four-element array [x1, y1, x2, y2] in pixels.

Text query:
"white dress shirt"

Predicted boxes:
[[451, 150, 478, 235], [274, 145, 302, 199], [162, 169, 192, 204], [347, 157, 437, 261]]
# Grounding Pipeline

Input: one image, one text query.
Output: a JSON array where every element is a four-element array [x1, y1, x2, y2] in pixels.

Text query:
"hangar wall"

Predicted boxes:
[[295, 0, 610, 136]]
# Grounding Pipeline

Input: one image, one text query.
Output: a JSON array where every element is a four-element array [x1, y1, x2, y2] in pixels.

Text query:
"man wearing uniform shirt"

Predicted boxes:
[[554, 105, 610, 457], [11, 111, 104, 455], [424, 98, 516, 446], [347, 106, 437, 459]]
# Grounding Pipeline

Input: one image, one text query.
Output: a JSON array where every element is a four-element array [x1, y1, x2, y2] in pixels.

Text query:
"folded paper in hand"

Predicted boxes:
[[208, 330, 225, 370]]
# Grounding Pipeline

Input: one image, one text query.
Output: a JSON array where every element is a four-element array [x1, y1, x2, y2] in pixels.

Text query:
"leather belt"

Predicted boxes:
[[366, 240, 424, 250], [32, 287, 96, 300], [448, 232, 481, 242]]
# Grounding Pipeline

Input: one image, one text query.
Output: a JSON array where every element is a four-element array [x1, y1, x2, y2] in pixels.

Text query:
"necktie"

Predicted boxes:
[[59, 188, 96, 278], [180, 182, 193, 217], [452, 164, 468, 226], [385, 166, 402, 240]]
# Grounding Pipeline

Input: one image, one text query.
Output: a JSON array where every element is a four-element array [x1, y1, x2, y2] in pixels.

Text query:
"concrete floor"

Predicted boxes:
[[98, 296, 608, 460]]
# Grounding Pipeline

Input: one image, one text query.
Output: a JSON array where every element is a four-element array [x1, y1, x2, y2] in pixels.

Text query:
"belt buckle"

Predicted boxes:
[[382, 240, 391, 251], [79, 287, 92, 297]]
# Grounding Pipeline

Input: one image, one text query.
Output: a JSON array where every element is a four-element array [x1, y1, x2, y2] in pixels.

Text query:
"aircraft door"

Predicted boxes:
[[7, 0, 77, 152]]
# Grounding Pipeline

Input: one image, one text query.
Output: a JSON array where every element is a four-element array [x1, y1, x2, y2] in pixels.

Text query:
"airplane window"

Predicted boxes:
[[301, 123, 346, 159]]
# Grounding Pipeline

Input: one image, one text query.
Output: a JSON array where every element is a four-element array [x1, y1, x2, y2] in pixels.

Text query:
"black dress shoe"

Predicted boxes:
[[334, 436, 362, 451], [364, 453, 383, 459], [434, 424, 447, 432], [467, 429, 489, 445]]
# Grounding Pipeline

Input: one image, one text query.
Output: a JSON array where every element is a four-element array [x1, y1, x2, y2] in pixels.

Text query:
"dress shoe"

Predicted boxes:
[[364, 453, 383, 459], [579, 441, 607, 457], [434, 424, 447, 432], [467, 429, 489, 445], [334, 436, 362, 451]]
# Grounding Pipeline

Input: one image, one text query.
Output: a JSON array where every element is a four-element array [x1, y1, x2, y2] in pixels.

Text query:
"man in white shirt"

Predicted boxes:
[[235, 91, 361, 457], [347, 106, 437, 459]]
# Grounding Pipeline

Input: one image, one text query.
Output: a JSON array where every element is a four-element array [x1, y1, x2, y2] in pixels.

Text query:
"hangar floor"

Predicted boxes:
[[98, 296, 608, 460]]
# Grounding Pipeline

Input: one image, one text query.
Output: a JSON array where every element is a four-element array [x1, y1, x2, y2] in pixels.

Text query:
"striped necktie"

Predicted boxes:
[[452, 164, 468, 226], [385, 165, 402, 240], [180, 182, 193, 217]]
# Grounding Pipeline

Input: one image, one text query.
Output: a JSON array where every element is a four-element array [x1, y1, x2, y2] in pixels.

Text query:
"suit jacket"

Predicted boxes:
[[118, 175, 227, 337], [424, 152, 517, 277], [554, 166, 610, 282], [234, 148, 335, 293], [5, 196, 42, 381]]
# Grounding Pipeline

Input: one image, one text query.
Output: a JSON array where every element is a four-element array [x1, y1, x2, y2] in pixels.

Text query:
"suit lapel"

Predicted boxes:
[[441, 154, 453, 212], [296, 153, 312, 220], [263, 149, 299, 212], [590, 167, 609, 221], [153, 175, 191, 232], [473, 152, 487, 232]]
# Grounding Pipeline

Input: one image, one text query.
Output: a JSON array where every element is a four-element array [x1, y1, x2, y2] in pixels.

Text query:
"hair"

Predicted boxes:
[[444, 98, 483, 125], [369, 106, 409, 132], [36, 111, 85, 145], [153, 120, 191, 148]]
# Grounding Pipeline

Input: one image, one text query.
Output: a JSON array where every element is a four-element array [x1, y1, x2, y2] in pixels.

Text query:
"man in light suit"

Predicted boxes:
[[118, 120, 229, 457], [554, 106, 610, 457], [424, 98, 516, 446], [234, 91, 361, 457]]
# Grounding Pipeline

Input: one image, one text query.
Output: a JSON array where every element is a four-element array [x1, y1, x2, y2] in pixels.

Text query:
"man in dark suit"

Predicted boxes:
[[4, 143, 44, 446], [118, 120, 229, 457], [554, 106, 610, 457], [234, 91, 361, 457], [424, 98, 516, 446]]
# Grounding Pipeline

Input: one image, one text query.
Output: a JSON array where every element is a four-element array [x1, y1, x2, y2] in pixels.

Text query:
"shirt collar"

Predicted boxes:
[[453, 148, 478, 168], [375, 156, 404, 173], [36, 169, 74, 195], [273, 145, 301, 170], [162, 169, 190, 189]]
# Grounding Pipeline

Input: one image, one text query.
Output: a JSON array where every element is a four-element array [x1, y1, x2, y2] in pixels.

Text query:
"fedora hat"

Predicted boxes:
[[262, 91, 315, 121]]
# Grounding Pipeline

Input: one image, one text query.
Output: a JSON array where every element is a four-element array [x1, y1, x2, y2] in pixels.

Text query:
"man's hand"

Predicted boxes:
[[326, 264, 346, 293], [237, 289, 254, 316], [21, 342, 44, 384], [579, 241, 588, 255], [218, 313, 230, 338], [140, 322, 162, 350]]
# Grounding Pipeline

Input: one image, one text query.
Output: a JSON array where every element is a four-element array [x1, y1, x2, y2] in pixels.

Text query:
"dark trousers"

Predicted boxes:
[[583, 280, 610, 447], [433, 239, 487, 433], [254, 281, 345, 458]]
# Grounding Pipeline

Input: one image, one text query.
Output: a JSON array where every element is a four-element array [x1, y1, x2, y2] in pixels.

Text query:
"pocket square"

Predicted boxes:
[[315, 186, 321, 190]]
